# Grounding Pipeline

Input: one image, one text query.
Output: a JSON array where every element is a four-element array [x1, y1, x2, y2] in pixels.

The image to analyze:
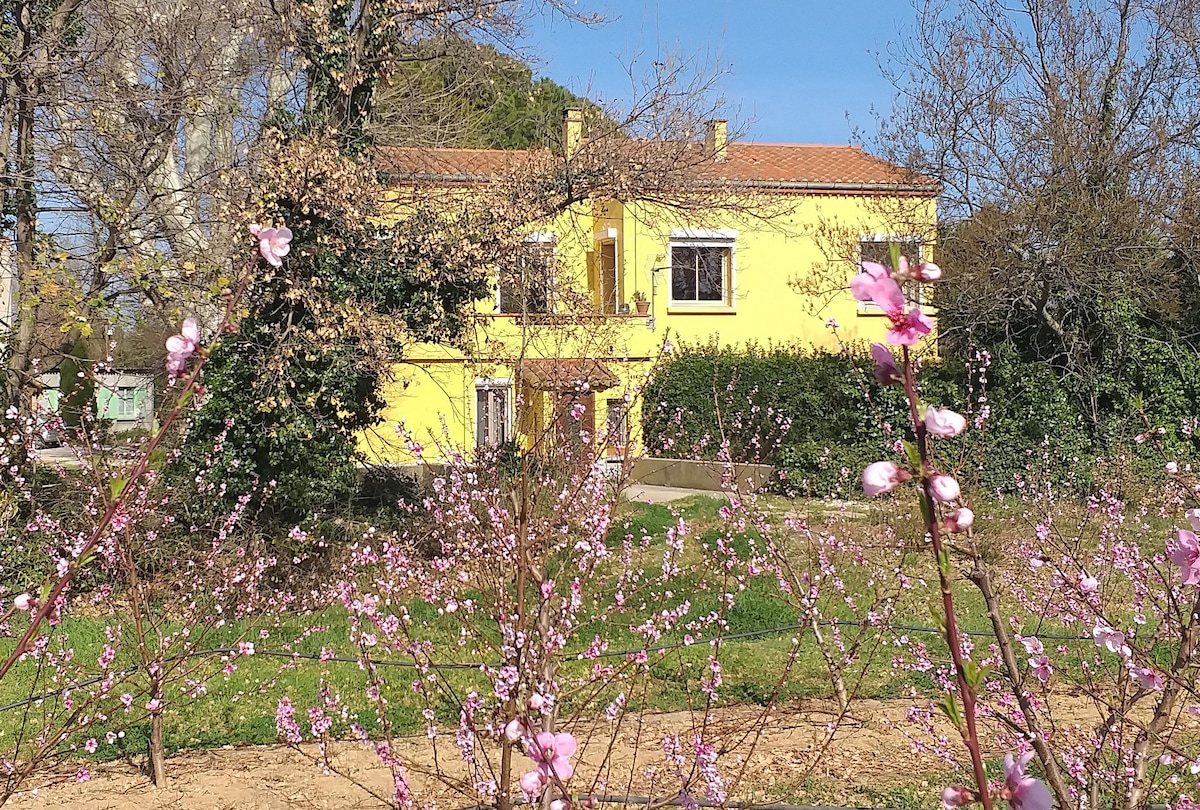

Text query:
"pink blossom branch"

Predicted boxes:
[[967, 551, 1072, 808], [1125, 587, 1200, 810], [900, 345, 994, 810], [0, 258, 258, 683]]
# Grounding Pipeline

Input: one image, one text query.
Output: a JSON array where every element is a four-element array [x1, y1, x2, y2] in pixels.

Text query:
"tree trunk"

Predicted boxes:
[[7, 0, 37, 410], [148, 676, 167, 786]]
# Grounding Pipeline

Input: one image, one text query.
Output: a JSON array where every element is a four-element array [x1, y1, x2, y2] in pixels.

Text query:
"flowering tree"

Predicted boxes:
[[274, 386, 764, 808], [0, 228, 292, 799], [851, 247, 1049, 810], [851, 242, 1200, 810]]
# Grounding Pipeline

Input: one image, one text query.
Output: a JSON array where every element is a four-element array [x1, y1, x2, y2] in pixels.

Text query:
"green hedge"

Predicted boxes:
[[641, 342, 1097, 496]]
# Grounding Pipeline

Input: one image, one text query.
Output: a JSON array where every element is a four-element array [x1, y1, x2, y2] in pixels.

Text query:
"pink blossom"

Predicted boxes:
[[529, 730, 577, 781], [1002, 751, 1052, 810], [915, 261, 942, 282], [550, 800, 570, 810], [1186, 508, 1200, 531], [1017, 635, 1043, 656], [249, 223, 292, 267], [929, 475, 961, 504], [925, 406, 966, 438], [528, 692, 547, 711], [825, 317, 839, 329], [12, 593, 33, 612], [1167, 461, 1180, 475], [1029, 655, 1052, 684], [1167, 529, 1200, 585], [1092, 621, 1129, 657], [892, 256, 941, 283], [850, 260, 890, 301], [504, 718, 525, 742], [886, 307, 934, 346], [861, 461, 911, 497], [1078, 574, 1099, 594], [165, 317, 200, 379], [942, 507, 973, 533], [1130, 664, 1164, 691], [941, 785, 973, 810], [871, 343, 902, 385], [849, 262, 933, 347], [520, 769, 547, 796], [84, 738, 98, 754]]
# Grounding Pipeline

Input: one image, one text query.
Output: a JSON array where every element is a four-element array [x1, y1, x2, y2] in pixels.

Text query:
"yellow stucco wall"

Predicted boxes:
[[365, 190, 936, 464]]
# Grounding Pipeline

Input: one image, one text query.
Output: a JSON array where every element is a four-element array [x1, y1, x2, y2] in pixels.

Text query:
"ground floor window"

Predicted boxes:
[[116, 387, 137, 418], [475, 381, 511, 447]]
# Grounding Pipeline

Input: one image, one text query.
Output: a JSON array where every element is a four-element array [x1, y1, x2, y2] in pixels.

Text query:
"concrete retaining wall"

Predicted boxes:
[[630, 457, 774, 493], [366, 457, 776, 495]]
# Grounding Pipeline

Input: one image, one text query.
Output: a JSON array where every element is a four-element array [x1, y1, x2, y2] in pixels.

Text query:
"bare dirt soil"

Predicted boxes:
[[10, 695, 1122, 810]]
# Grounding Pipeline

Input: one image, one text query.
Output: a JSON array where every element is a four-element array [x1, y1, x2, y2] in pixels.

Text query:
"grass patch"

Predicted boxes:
[[0, 493, 1129, 761]]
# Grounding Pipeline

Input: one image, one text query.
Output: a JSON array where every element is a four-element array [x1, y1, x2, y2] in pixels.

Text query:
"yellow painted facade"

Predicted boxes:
[[362, 135, 937, 464]]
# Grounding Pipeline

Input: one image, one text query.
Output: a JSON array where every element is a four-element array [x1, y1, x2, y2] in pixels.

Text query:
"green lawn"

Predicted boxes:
[[0, 494, 1124, 766]]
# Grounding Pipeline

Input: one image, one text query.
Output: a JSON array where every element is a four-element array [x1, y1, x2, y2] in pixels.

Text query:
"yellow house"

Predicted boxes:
[[365, 115, 939, 464]]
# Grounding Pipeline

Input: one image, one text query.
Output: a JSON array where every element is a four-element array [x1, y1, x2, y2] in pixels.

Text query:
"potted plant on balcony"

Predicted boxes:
[[632, 290, 650, 316]]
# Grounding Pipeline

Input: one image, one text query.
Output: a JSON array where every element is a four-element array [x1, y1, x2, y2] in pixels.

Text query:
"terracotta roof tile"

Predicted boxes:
[[518, 358, 620, 392], [699, 143, 928, 186], [376, 142, 937, 193]]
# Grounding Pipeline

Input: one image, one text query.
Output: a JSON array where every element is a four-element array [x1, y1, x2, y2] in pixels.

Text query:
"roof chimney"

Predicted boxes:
[[705, 119, 728, 163], [563, 108, 584, 157]]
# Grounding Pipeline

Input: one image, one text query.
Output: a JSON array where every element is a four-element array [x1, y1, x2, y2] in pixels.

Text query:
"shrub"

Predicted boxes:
[[642, 341, 1096, 496]]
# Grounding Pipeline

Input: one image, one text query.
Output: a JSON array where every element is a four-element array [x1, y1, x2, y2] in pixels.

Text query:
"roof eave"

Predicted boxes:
[[380, 172, 943, 197], [702, 178, 942, 196]]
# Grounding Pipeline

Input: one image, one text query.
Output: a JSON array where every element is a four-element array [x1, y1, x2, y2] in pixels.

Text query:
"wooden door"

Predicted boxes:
[[555, 392, 595, 456]]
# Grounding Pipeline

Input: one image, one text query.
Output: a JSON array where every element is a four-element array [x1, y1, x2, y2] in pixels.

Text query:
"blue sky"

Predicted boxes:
[[520, 1, 919, 146]]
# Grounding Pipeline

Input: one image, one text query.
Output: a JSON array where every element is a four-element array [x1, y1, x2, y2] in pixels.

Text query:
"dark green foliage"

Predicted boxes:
[[58, 337, 95, 429], [354, 465, 422, 519], [176, 182, 494, 528], [643, 342, 904, 497], [371, 37, 601, 151], [941, 347, 1092, 493], [177, 331, 370, 525], [642, 342, 1103, 497], [936, 212, 1200, 486]]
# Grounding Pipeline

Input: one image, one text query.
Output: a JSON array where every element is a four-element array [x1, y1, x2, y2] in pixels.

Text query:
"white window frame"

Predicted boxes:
[[497, 233, 557, 315], [474, 377, 512, 448], [116, 386, 137, 418], [667, 228, 737, 308], [857, 233, 925, 313]]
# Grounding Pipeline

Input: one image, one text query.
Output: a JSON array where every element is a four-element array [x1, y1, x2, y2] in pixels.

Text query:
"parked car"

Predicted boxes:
[[32, 411, 62, 449]]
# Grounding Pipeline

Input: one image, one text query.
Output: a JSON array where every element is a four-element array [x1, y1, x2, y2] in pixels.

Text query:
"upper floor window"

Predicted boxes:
[[499, 235, 556, 315], [859, 235, 925, 310], [668, 230, 736, 307]]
